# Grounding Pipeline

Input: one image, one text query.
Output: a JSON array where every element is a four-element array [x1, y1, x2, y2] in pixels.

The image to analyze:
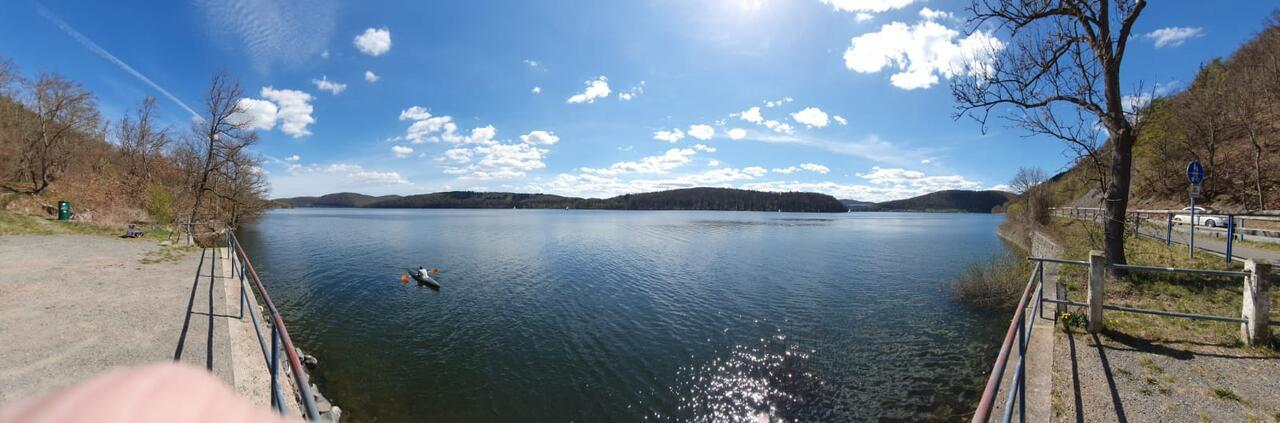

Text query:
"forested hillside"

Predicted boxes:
[[1051, 19, 1280, 211], [875, 190, 1014, 213], [0, 56, 271, 229], [278, 187, 848, 213]]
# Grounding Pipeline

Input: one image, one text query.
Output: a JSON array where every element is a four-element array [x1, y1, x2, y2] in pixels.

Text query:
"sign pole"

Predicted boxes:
[[1189, 190, 1195, 259], [1186, 160, 1204, 260]]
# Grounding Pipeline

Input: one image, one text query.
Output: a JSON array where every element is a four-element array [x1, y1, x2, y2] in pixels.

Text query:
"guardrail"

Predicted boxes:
[[972, 260, 1044, 423], [1051, 207, 1280, 263], [224, 230, 321, 420], [972, 254, 1273, 422]]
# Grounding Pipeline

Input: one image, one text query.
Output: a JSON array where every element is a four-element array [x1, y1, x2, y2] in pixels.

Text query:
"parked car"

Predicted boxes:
[[1172, 206, 1226, 227]]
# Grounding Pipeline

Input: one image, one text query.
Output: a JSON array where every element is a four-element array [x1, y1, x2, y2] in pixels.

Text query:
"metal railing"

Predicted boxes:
[[972, 260, 1044, 423], [224, 230, 321, 420], [1052, 207, 1280, 263], [972, 255, 1270, 422]]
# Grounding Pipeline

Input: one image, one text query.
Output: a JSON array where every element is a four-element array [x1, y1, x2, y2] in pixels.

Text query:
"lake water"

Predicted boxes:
[[237, 209, 1011, 421]]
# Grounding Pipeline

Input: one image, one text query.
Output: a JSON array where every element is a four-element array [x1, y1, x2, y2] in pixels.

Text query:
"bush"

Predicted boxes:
[[951, 250, 1032, 309], [143, 183, 173, 224]]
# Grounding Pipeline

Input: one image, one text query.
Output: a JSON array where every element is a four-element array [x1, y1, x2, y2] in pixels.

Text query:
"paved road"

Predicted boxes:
[[1134, 222, 1280, 264], [0, 235, 234, 404]]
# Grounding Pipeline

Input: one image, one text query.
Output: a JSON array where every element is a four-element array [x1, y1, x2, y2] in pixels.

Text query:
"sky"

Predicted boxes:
[[0, 0, 1274, 201]]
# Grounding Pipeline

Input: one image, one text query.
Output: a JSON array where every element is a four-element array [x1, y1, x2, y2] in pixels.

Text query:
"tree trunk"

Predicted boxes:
[[1104, 130, 1135, 275], [1250, 128, 1266, 210]]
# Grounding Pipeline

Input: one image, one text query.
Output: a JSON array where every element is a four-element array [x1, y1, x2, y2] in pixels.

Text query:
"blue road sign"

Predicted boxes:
[[1187, 161, 1204, 185]]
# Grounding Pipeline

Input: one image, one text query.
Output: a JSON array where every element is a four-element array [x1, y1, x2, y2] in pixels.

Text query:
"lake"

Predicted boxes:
[[237, 209, 1011, 421]]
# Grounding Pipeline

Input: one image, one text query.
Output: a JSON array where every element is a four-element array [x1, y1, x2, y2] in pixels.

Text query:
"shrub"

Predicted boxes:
[[143, 183, 173, 224], [951, 250, 1032, 309]]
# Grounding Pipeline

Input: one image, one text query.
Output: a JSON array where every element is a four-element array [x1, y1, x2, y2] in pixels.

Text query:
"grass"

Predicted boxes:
[[140, 244, 199, 264], [1213, 387, 1243, 403], [0, 209, 174, 240], [1046, 217, 1280, 348]]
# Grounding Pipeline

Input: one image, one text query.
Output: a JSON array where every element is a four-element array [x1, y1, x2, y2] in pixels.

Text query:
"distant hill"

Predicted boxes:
[[839, 199, 878, 210], [873, 190, 1015, 213], [274, 187, 847, 213]]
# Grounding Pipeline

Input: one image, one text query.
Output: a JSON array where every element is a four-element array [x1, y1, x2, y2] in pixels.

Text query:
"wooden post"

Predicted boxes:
[[1088, 250, 1106, 333], [1242, 259, 1272, 346]]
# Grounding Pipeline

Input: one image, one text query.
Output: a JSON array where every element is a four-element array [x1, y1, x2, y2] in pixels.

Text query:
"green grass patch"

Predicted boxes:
[[0, 210, 174, 240], [140, 244, 199, 265], [1213, 387, 1242, 403], [1046, 217, 1279, 348]]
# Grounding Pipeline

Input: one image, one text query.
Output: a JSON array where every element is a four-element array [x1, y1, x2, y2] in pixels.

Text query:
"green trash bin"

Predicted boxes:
[[57, 201, 70, 221]]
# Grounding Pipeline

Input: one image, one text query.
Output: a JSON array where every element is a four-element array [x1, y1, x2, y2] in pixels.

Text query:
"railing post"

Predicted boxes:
[[1241, 259, 1271, 346], [270, 325, 281, 411], [1225, 215, 1235, 263], [1017, 311, 1026, 422], [1166, 213, 1173, 246], [1087, 250, 1106, 333]]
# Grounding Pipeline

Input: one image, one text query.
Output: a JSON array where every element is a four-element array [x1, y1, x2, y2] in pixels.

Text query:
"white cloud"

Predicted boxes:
[[653, 128, 685, 143], [260, 87, 315, 138], [855, 13, 874, 23], [739, 106, 764, 124], [619, 81, 645, 101], [688, 124, 715, 140], [833, 115, 848, 125], [230, 98, 279, 130], [580, 148, 698, 176], [763, 120, 794, 134], [843, 20, 1004, 90], [772, 163, 830, 175], [320, 50, 330, 59], [311, 76, 347, 94], [399, 106, 482, 144], [284, 155, 300, 161], [1144, 27, 1203, 48], [284, 163, 409, 186], [693, 144, 716, 153], [791, 107, 830, 128], [520, 130, 560, 145], [364, 71, 380, 83], [819, 0, 916, 13], [354, 27, 392, 56], [918, 8, 953, 21], [800, 163, 831, 174], [727, 128, 748, 140], [524, 59, 539, 67], [708, 159, 721, 167], [443, 148, 473, 163], [459, 143, 549, 180], [567, 76, 611, 104], [467, 125, 498, 145], [989, 184, 1013, 192], [531, 86, 542, 94], [764, 97, 793, 108], [391, 145, 414, 158], [193, 0, 338, 74]]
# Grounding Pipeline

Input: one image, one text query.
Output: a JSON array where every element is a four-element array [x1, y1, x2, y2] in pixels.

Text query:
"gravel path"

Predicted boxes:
[[1052, 328, 1280, 422], [0, 235, 235, 405]]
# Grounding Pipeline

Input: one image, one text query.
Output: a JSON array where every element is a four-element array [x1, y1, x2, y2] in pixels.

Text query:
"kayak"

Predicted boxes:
[[407, 269, 440, 289]]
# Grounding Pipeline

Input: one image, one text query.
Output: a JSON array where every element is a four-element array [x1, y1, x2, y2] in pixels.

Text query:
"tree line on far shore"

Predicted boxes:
[[0, 56, 270, 229], [279, 188, 849, 213]]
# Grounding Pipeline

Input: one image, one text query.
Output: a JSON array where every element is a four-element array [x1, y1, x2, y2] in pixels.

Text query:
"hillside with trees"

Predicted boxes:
[[873, 190, 1014, 213], [277, 187, 848, 213], [0, 55, 271, 229]]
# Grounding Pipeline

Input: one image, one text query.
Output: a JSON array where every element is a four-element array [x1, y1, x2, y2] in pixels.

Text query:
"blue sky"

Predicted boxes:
[[1, 0, 1273, 200]]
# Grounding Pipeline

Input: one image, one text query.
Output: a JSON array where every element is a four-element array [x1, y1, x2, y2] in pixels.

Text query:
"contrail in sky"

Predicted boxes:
[[35, 2, 202, 120]]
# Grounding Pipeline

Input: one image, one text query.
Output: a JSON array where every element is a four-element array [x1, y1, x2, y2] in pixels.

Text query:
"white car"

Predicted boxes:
[[1172, 206, 1225, 227]]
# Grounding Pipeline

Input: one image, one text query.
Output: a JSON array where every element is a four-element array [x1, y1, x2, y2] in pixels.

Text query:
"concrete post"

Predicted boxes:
[[1242, 259, 1272, 346], [1088, 250, 1106, 333]]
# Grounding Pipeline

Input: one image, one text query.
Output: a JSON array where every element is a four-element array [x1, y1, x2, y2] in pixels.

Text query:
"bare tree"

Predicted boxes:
[[952, 0, 1147, 270], [1010, 166, 1047, 195], [19, 73, 101, 194], [116, 97, 171, 183], [186, 71, 258, 226], [1175, 61, 1229, 198]]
